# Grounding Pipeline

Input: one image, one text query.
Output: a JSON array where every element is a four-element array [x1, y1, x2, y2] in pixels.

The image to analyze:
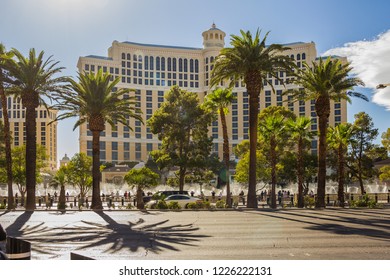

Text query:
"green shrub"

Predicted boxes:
[[216, 200, 226, 208], [154, 200, 168, 209], [187, 200, 211, 209], [0, 203, 5, 209], [351, 194, 377, 208], [167, 201, 181, 210], [304, 196, 315, 208]]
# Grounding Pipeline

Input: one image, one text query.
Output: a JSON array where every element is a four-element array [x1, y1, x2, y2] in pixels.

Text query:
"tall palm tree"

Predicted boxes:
[[287, 116, 316, 208], [5, 48, 66, 211], [204, 88, 236, 207], [289, 57, 366, 208], [327, 123, 355, 207], [211, 29, 295, 208], [51, 69, 143, 210], [258, 115, 287, 209], [50, 165, 68, 210], [0, 44, 14, 210]]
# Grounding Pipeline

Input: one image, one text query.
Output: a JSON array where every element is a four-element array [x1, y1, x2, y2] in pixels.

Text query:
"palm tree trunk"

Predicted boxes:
[[297, 137, 304, 208], [270, 137, 277, 209], [338, 145, 345, 207], [25, 105, 37, 211], [316, 114, 327, 208], [247, 93, 259, 208], [0, 88, 14, 210], [136, 187, 145, 210], [220, 109, 231, 208], [91, 130, 103, 210], [58, 185, 66, 210]]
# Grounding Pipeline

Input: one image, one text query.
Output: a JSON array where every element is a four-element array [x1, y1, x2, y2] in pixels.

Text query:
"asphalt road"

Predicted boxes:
[[1, 208, 389, 260]]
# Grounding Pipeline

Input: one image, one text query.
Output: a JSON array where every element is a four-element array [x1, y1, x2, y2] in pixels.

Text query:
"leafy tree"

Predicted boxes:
[[235, 148, 269, 186], [4, 48, 66, 210], [210, 29, 295, 208], [11, 145, 47, 207], [381, 128, 390, 154], [327, 123, 354, 206], [288, 57, 366, 208], [51, 69, 143, 209], [287, 116, 316, 208], [147, 86, 214, 191], [347, 112, 378, 194], [379, 166, 390, 182], [203, 87, 236, 207], [66, 153, 92, 198], [124, 167, 159, 209], [0, 44, 14, 210]]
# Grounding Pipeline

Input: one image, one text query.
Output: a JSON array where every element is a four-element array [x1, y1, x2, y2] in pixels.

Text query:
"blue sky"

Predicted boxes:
[[1, 0, 390, 163]]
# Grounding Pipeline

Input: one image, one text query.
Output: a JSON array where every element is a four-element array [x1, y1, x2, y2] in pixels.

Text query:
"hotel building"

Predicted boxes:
[[77, 24, 347, 163], [0, 96, 58, 170]]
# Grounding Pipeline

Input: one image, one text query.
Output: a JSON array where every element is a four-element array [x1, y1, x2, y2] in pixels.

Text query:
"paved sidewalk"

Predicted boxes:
[[1, 208, 390, 260]]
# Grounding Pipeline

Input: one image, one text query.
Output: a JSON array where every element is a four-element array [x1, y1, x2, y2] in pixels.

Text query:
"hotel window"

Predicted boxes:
[[122, 53, 125, 59], [150, 56, 154, 70], [190, 59, 194, 73], [156, 57, 160, 70], [335, 103, 341, 109], [112, 142, 118, 150], [302, 53, 306, 60], [335, 109, 341, 115], [172, 58, 177, 71], [168, 58, 172, 71], [127, 53, 131, 60], [91, 65, 95, 71], [161, 57, 165, 71], [85, 64, 89, 71], [335, 116, 341, 122], [179, 58, 183, 72], [144, 56, 149, 70], [297, 54, 301, 60], [195, 60, 199, 73]]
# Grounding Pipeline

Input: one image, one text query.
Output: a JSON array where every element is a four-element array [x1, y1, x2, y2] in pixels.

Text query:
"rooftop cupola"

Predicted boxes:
[[202, 23, 226, 49]]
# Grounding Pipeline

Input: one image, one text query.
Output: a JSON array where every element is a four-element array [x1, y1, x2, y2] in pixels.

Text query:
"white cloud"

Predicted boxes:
[[323, 30, 390, 110]]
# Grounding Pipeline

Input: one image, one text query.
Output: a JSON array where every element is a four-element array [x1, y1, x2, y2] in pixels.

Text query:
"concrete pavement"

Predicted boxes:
[[0, 208, 389, 260]]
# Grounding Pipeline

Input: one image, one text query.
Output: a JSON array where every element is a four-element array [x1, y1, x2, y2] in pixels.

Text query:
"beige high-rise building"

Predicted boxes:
[[77, 24, 347, 163], [0, 96, 58, 170]]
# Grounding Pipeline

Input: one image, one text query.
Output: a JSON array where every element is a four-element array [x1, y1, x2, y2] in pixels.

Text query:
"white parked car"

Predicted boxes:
[[164, 194, 202, 208], [147, 194, 201, 209]]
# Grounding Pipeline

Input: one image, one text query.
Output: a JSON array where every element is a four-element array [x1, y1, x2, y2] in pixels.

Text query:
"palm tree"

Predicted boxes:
[[204, 88, 236, 207], [51, 69, 143, 210], [258, 115, 287, 209], [50, 166, 68, 210], [5, 48, 66, 211], [124, 167, 159, 210], [327, 123, 354, 207], [287, 117, 316, 208], [0, 44, 14, 210], [289, 57, 366, 208], [211, 29, 295, 208]]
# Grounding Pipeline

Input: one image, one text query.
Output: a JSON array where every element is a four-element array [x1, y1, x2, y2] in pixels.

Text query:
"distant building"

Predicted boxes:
[[101, 165, 131, 185], [59, 154, 70, 167], [0, 96, 57, 170], [77, 24, 347, 163]]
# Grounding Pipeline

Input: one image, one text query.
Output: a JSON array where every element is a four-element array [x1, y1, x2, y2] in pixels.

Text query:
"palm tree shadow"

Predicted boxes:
[[10, 211, 209, 259], [4, 211, 33, 236]]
